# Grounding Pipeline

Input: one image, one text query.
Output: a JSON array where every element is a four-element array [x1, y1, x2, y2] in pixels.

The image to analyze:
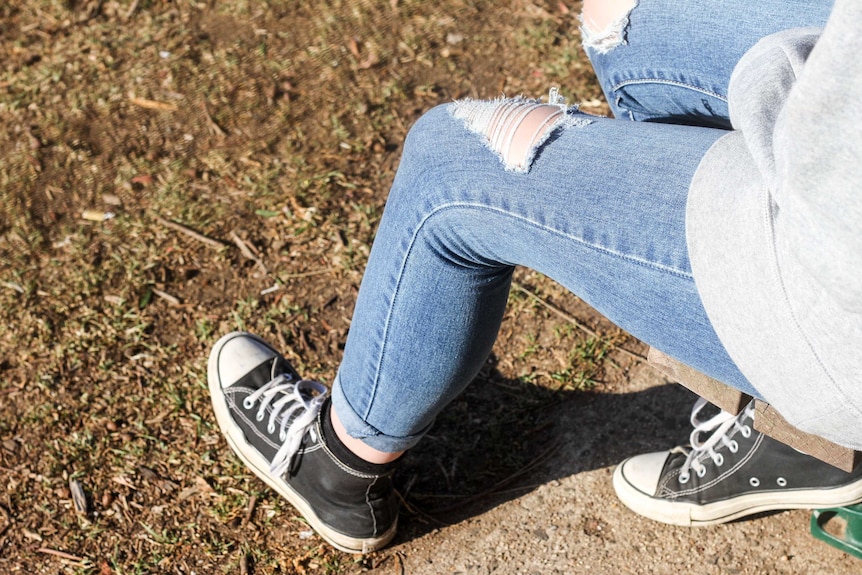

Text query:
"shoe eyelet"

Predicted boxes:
[[679, 472, 690, 484], [243, 398, 254, 409], [714, 453, 724, 466], [728, 440, 739, 453], [741, 426, 752, 438], [696, 467, 707, 478], [256, 412, 265, 422], [749, 477, 760, 487], [267, 423, 276, 434], [776, 477, 787, 487]]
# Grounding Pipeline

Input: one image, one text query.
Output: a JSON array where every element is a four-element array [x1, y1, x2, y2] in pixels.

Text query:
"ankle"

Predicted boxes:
[[327, 403, 404, 467]]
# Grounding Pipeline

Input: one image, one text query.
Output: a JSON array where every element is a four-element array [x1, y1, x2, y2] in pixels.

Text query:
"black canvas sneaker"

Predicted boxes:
[[207, 332, 398, 553], [614, 398, 862, 526]]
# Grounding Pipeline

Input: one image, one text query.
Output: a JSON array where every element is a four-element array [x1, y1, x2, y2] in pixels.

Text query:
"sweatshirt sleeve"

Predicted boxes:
[[770, 0, 862, 311], [726, 28, 819, 192]]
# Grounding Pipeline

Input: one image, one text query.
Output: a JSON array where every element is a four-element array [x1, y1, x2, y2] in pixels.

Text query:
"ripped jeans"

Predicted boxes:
[[331, 0, 832, 453]]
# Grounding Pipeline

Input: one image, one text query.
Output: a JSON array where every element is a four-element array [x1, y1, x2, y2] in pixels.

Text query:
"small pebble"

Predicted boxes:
[[106, 420, 119, 432], [101, 492, 113, 507], [120, 433, 133, 442]]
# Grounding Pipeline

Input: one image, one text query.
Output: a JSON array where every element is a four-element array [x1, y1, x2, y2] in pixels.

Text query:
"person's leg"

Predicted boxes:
[[332, 101, 746, 455], [581, 0, 834, 125], [208, 95, 862, 552], [209, 98, 739, 552], [578, 1, 862, 526]]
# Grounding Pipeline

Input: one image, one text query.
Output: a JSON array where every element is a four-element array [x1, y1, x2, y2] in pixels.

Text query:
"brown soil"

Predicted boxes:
[[0, 1, 858, 573]]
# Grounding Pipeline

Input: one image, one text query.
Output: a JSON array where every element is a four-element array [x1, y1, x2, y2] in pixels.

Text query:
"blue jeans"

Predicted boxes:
[[586, 0, 833, 126], [332, 0, 831, 453]]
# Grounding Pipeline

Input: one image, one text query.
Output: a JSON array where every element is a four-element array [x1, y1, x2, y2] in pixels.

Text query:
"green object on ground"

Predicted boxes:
[[811, 504, 862, 559]]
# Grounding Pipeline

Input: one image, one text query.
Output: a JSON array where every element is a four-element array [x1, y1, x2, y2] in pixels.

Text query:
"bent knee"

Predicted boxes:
[[448, 89, 590, 172]]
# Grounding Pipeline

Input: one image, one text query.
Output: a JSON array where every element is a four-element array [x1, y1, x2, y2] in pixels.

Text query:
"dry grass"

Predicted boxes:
[[0, 1, 633, 573]]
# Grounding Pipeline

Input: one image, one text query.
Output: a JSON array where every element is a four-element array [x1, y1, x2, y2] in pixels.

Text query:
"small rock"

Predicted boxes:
[[446, 32, 464, 45], [106, 420, 119, 432], [533, 528, 549, 541], [583, 517, 606, 537]]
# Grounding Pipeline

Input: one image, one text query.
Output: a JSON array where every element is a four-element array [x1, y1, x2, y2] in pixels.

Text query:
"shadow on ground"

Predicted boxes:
[[393, 359, 698, 544]]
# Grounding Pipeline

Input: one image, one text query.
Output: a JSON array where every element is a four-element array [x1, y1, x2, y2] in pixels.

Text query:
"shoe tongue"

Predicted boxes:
[[272, 356, 301, 381], [228, 358, 278, 391], [663, 446, 691, 474], [227, 356, 299, 396], [272, 358, 318, 401]]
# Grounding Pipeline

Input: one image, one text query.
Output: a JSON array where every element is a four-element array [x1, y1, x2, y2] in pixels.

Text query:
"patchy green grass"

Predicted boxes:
[[0, 0, 633, 573]]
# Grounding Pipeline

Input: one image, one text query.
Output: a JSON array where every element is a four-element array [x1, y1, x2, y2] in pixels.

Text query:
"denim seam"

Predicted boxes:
[[430, 202, 695, 278], [610, 78, 728, 103], [364, 199, 692, 420]]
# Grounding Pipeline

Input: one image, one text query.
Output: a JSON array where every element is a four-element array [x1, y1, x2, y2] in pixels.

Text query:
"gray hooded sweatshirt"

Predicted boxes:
[[687, 0, 862, 448]]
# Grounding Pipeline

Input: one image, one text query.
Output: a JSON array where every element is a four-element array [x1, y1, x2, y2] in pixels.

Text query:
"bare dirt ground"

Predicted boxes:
[[1, 1, 859, 573]]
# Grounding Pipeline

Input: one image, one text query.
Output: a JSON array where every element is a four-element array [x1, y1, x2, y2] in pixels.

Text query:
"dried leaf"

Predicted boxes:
[[82, 209, 115, 222], [112, 475, 138, 490], [130, 174, 153, 185], [69, 479, 89, 514]]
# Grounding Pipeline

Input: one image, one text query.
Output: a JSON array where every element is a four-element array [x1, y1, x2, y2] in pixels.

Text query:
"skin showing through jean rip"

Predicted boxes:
[[580, 0, 638, 53], [449, 90, 591, 172]]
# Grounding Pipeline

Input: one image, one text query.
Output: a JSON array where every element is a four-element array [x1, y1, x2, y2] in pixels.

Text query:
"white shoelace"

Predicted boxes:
[[242, 369, 328, 477], [678, 398, 755, 484]]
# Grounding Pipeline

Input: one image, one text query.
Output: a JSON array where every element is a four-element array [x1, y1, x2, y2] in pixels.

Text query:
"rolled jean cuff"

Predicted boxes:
[[331, 373, 431, 453]]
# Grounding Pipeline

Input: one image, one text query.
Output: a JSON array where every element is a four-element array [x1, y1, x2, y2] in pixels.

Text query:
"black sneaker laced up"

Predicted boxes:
[[677, 398, 754, 484], [241, 362, 328, 477]]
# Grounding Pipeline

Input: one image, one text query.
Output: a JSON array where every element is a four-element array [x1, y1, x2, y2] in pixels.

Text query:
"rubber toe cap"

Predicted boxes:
[[210, 332, 277, 388], [616, 451, 671, 497]]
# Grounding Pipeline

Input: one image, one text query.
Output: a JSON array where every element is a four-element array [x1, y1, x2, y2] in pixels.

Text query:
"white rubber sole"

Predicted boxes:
[[613, 457, 862, 527], [207, 332, 397, 553]]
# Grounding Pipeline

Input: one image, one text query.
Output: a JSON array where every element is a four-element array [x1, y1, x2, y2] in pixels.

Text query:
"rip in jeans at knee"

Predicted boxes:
[[448, 87, 591, 173], [580, 0, 638, 54]]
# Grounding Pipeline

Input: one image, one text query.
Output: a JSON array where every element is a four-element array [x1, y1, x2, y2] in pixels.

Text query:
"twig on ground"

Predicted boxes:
[[0, 504, 10, 539], [155, 216, 224, 249], [426, 441, 561, 514], [202, 103, 227, 137], [124, 0, 139, 20], [393, 489, 448, 527], [278, 268, 336, 280], [151, 288, 181, 306], [510, 281, 647, 364], [242, 495, 257, 526], [230, 231, 267, 273], [37, 547, 88, 563]]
